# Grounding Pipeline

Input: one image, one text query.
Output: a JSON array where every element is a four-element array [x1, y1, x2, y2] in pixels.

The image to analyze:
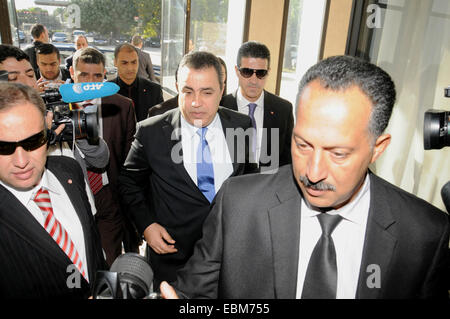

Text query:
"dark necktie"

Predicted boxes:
[[196, 127, 215, 203], [248, 103, 257, 156], [302, 213, 343, 299]]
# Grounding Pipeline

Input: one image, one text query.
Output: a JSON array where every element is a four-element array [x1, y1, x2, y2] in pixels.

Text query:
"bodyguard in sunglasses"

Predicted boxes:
[[0, 83, 106, 298], [222, 41, 294, 172]]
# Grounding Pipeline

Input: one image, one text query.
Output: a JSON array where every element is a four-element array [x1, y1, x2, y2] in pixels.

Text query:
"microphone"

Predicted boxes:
[[441, 181, 450, 213], [93, 253, 159, 299], [59, 82, 119, 103]]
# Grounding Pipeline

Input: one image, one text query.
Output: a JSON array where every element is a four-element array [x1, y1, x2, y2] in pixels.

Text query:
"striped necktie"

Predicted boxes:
[[34, 187, 88, 281]]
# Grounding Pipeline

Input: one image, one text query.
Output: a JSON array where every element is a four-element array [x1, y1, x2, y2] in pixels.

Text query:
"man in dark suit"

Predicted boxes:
[[221, 41, 293, 172], [119, 51, 257, 286], [161, 55, 450, 299], [23, 23, 49, 79], [110, 43, 163, 122], [70, 47, 137, 265], [131, 35, 157, 83], [0, 83, 106, 298]]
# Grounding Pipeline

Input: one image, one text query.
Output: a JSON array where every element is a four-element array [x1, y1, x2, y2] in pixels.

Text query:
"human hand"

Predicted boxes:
[[143, 223, 177, 254], [160, 281, 179, 299], [45, 111, 65, 135]]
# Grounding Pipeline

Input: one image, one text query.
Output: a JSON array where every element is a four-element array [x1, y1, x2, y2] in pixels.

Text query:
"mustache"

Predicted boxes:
[[299, 175, 336, 192]]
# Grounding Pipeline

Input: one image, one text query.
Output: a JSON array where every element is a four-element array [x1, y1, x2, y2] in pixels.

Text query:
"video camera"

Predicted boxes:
[[41, 87, 99, 145], [423, 86, 450, 150]]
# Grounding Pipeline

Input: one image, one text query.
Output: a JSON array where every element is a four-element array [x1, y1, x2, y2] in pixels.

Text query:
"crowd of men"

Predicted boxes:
[[0, 23, 448, 299]]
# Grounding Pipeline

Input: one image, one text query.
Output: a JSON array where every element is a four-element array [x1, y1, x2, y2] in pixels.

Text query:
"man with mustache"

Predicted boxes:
[[160, 55, 449, 299]]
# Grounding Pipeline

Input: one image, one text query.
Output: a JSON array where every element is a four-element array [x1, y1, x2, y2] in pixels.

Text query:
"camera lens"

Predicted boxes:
[[423, 110, 449, 150]]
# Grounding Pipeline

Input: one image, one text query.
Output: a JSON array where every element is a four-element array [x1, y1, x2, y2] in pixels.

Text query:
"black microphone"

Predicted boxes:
[[441, 181, 450, 213], [93, 253, 159, 299]]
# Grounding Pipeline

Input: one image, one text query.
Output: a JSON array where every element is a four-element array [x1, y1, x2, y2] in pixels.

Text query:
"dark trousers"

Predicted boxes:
[[94, 185, 124, 266]]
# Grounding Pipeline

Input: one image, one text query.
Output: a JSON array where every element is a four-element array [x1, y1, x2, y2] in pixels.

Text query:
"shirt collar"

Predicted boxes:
[[180, 112, 221, 141], [0, 169, 61, 206], [118, 76, 138, 88], [236, 87, 264, 111], [301, 173, 371, 225]]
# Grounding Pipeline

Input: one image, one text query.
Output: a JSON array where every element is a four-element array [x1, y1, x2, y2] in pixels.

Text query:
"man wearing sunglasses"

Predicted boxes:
[[222, 41, 294, 173], [0, 83, 106, 298]]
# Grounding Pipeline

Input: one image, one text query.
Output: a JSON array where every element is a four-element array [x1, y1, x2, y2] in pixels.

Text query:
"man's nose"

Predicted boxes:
[[306, 150, 328, 183], [12, 147, 30, 169]]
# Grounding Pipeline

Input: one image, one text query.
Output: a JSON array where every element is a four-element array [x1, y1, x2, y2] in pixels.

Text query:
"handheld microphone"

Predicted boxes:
[[59, 82, 119, 103], [93, 253, 159, 299], [441, 181, 450, 213]]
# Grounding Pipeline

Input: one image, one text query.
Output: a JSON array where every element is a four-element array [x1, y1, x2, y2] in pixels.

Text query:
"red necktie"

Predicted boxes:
[[34, 187, 88, 281]]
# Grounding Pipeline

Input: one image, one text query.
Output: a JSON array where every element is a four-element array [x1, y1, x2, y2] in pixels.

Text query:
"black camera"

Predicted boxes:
[[41, 88, 99, 145], [423, 87, 450, 150]]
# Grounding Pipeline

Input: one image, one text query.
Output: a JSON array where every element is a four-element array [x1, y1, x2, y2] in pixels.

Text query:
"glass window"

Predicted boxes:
[[279, 0, 327, 105], [161, 0, 186, 95], [351, 0, 450, 210]]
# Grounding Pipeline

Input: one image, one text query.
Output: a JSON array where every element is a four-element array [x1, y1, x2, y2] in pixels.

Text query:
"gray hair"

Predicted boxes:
[[296, 55, 396, 142]]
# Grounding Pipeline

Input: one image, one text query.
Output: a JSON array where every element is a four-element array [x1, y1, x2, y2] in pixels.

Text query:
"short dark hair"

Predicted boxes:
[[296, 55, 396, 141], [0, 82, 46, 118], [36, 43, 60, 61], [0, 44, 30, 64], [177, 51, 223, 91], [73, 47, 105, 71], [114, 43, 138, 59], [236, 41, 271, 68], [30, 24, 46, 40]]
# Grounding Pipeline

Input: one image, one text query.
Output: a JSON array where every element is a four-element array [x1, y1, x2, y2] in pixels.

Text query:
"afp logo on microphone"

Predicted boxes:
[[72, 83, 105, 94]]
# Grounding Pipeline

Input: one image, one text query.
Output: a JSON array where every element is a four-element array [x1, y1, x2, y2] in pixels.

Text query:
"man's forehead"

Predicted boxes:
[[76, 61, 104, 72], [0, 57, 33, 71]]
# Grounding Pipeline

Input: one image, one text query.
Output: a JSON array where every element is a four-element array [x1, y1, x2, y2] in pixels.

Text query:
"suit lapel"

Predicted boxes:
[[356, 173, 397, 299], [261, 91, 279, 161], [218, 108, 240, 173], [162, 110, 200, 193], [0, 186, 72, 268], [267, 173, 301, 298], [47, 160, 96, 278]]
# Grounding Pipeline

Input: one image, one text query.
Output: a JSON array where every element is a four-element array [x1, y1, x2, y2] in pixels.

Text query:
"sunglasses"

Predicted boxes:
[[238, 67, 268, 79], [0, 130, 48, 156]]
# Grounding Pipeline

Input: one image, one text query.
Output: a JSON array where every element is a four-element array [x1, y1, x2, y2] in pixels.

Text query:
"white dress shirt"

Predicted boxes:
[[296, 174, 371, 299], [236, 88, 264, 162], [180, 113, 233, 195], [0, 169, 89, 281]]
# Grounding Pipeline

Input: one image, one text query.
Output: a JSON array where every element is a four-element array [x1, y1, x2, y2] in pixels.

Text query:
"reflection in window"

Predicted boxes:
[[279, 0, 303, 104], [161, 0, 186, 94]]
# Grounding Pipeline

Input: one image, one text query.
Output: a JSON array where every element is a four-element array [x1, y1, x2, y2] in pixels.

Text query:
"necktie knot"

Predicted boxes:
[[197, 127, 208, 140], [248, 103, 257, 117], [317, 213, 343, 237]]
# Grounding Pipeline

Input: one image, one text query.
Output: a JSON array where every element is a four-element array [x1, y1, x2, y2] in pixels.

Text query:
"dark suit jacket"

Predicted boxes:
[[147, 95, 178, 118], [100, 94, 137, 192], [109, 77, 163, 122], [174, 165, 450, 299], [221, 90, 294, 171], [136, 47, 156, 82], [0, 156, 106, 299], [118, 107, 258, 282], [24, 40, 44, 79]]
